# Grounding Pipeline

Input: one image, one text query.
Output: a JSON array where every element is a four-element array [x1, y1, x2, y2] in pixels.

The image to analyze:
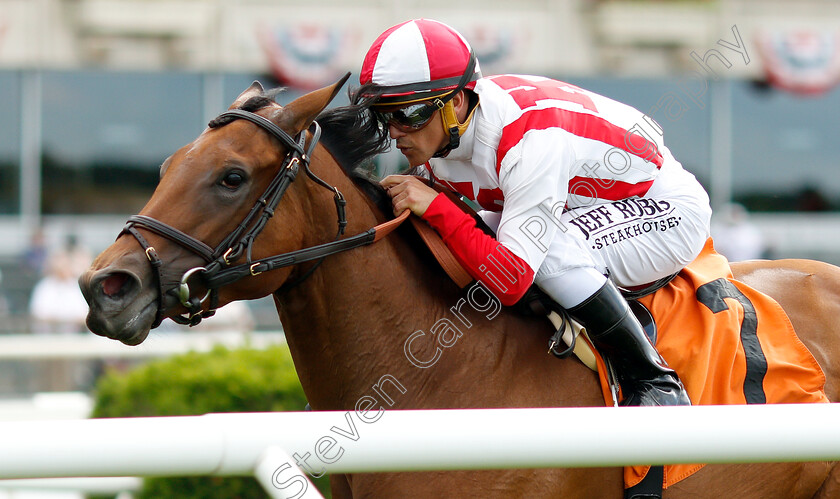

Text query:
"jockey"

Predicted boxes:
[[359, 19, 712, 407]]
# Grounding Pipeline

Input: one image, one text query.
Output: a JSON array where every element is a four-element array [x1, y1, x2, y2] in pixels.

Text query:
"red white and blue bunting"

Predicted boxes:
[[257, 23, 358, 90], [256, 22, 525, 89], [756, 30, 840, 95]]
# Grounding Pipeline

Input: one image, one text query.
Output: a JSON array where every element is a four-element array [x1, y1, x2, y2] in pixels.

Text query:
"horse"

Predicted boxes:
[[79, 76, 840, 498]]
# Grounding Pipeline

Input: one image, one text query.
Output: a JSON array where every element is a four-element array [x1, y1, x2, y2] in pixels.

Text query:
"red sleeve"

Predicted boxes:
[[421, 193, 535, 306]]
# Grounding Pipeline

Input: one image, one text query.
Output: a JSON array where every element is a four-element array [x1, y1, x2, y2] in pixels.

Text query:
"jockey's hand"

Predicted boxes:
[[380, 175, 438, 217]]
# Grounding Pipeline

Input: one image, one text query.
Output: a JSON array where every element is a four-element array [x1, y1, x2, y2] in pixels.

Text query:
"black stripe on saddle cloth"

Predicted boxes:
[[620, 240, 829, 496]]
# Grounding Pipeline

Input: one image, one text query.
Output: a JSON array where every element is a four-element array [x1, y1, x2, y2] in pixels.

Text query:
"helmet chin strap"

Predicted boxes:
[[432, 97, 478, 158]]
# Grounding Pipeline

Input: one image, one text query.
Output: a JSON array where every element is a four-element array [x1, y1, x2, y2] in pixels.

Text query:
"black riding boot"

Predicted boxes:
[[568, 280, 690, 407]]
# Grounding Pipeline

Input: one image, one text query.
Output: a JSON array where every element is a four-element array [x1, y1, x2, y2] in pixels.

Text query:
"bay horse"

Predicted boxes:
[[80, 76, 840, 498]]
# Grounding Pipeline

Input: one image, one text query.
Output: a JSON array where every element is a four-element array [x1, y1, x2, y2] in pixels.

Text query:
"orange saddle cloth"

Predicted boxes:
[[599, 239, 830, 490], [409, 209, 828, 489]]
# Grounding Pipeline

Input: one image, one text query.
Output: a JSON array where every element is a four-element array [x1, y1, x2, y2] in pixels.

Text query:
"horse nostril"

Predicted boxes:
[[101, 272, 133, 299]]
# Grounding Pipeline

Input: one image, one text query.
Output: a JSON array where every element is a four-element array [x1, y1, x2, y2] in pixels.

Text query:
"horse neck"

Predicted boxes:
[[272, 152, 604, 413], [274, 156, 458, 410]]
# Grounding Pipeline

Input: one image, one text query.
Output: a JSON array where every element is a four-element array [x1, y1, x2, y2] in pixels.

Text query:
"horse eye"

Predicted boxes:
[[221, 171, 245, 189]]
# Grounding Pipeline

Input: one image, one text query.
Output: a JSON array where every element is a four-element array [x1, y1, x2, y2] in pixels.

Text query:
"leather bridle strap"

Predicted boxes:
[[218, 109, 306, 156], [120, 105, 411, 328], [120, 111, 313, 326], [126, 215, 216, 261], [207, 112, 315, 267], [204, 209, 410, 289], [123, 225, 168, 328]]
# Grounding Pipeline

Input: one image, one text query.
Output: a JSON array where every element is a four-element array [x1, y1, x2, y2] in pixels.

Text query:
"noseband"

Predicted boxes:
[[120, 109, 406, 328]]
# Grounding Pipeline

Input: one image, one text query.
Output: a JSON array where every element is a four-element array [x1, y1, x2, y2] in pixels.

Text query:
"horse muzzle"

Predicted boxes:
[[79, 267, 157, 345]]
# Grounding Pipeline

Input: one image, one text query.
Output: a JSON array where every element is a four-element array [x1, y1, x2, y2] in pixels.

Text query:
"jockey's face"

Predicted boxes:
[[386, 107, 447, 167], [379, 91, 468, 167]]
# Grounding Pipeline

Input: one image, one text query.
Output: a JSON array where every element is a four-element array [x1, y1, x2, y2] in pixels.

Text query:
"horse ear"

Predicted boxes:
[[228, 81, 265, 109], [274, 72, 351, 133]]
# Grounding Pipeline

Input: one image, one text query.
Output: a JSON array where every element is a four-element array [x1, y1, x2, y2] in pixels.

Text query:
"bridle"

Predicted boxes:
[[121, 108, 408, 328]]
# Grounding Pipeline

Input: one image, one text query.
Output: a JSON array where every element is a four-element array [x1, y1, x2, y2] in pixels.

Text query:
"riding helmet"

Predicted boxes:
[[360, 19, 482, 106]]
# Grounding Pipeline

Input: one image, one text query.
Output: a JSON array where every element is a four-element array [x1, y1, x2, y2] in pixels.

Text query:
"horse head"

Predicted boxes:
[[80, 75, 350, 345]]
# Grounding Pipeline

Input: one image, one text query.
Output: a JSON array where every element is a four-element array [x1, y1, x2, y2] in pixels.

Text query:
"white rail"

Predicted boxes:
[[0, 331, 285, 360], [0, 404, 839, 497], [0, 477, 140, 494]]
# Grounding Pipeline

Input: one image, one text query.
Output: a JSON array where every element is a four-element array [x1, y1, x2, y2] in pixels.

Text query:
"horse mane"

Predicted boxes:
[[315, 86, 440, 214], [315, 94, 499, 240], [315, 93, 395, 211], [312, 93, 448, 268]]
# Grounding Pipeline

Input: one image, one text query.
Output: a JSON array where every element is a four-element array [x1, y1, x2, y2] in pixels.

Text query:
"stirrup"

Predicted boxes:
[[547, 309, 576, 359]]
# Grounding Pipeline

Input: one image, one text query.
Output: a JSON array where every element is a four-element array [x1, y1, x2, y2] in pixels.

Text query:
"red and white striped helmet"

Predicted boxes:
[[360, 19, 482, 105]]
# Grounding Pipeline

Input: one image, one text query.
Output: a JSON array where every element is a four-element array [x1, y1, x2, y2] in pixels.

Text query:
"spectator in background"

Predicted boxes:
[[47, 234, 92, 280], [21, 226, 48, 277], [711, 203, 767, 262], [27, 233, 95, 391], [29, 234, 92, 334]]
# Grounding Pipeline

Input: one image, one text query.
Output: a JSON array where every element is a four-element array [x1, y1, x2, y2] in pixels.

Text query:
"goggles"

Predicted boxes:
[[374, 100, 440, 132]]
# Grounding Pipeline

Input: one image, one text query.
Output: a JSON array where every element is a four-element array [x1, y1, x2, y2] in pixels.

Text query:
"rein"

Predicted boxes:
[[121, 109, 408, 327]]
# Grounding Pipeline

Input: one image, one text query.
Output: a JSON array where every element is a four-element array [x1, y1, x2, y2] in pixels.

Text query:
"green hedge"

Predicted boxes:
[[91, 344, 330, 498]]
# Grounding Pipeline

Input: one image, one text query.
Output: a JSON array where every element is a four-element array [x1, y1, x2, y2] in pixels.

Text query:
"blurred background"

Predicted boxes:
[[2, 0, 840, 333], [0, 5, 837, 341], [0, 1, 839, 495]]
